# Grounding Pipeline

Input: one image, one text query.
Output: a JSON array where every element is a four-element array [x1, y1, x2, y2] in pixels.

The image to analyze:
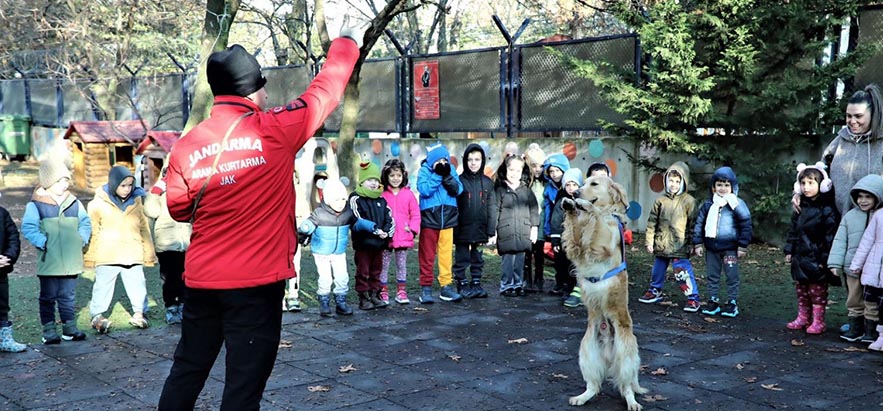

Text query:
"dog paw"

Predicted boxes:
[[562, 198, 577, 211], [568, 390, 596, 406]]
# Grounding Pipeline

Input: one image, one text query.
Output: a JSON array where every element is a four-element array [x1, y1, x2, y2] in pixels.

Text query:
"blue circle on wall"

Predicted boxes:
[[390, 142, 400, 157], [589, 140, 605, 158], [627, 201, 642, 220]]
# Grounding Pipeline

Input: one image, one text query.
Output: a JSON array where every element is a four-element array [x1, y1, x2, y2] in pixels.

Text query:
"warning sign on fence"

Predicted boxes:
[[413, 60, 440, 120]]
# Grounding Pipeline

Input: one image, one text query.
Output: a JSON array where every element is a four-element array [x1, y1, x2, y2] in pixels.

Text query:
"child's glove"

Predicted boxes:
[[151, 177, 167, 195], [297, 232, 312, 246], [623, 229, 633, 245], [434, 162, 451, 176], [529, 226, 538, 243]]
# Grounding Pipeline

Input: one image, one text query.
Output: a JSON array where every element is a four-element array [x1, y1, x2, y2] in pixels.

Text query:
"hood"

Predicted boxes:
[[837, 125, 881, 144], [710, 166, 739, 195], [562, 168, 584, 187], [425, 142, 451, 166], [664, 161, 691, 195], [849, 174, 883, 209], [102, 165, 144, 209], [461, 143, 486, 178], [543, 153, 571, 183]]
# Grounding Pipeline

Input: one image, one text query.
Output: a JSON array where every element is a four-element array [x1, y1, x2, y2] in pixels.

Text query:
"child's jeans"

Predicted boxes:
[[500, 252, 526, 292], [314, 253, 348, 296], [380, 248, 409, 287], [554, 249, 577, 294], [650, 257, 699, 301], [90, 264, 147, 317], [864, 286, 883, 314], [0, 274, 9, 323], [39, 275, 78, 324], [846, 274, 879, 320], [705, 250, 740, 302], [354, 249, 383, 293], [453, 242, 485, 282]]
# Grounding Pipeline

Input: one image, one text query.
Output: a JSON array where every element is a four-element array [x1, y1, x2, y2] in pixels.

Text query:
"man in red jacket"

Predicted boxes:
[[157, 26, 361, 411]]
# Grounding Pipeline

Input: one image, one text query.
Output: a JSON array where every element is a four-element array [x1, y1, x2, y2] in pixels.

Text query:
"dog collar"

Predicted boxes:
[[586, 215, 628, 283]]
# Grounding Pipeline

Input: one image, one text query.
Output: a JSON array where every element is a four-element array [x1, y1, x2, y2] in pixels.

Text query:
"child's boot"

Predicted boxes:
[[839, 316, 864, 342], [418, 286, 435, 304], [129, 312, 150, 329], [868, 325, 883, 351], [0, 322, 27, 352], [394, 283, 410, 304], [91, 314, 112, 334], [471, 278, 488, 298], [358, 291, 374, 311], [41, 322, 61, 345], [318, 294, 333, 316], [806, 304, 827, 334], [457, 279, 475, 299], [335, 293, 353, 316], [786, 300, 811, 330], [379, 284, 390, 305], [862, 318, 880, 343], [371, 289, 388, 309], [61, 321, 86, 341]]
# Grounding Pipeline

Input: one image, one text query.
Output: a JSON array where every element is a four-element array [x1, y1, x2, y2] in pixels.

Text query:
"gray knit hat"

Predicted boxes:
[[38, 157, 71, 189]]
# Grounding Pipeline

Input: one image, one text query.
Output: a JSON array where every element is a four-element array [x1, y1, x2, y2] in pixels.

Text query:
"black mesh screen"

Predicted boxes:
[[61, 80, 94, 124], [1, 81, 27, 115], [29, 79, 56, 125], [135, 74, 186, 130], [263, 65, 312, 108], [856, 8, 883, 88], [324, 59, 398, 132]]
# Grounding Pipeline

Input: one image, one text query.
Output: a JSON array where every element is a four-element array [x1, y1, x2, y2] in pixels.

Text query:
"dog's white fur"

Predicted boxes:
[[561, 176, 646, 411]]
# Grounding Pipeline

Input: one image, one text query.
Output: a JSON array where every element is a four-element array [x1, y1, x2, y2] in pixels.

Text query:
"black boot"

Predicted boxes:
[[471, 279, 488, 298], [862, 319, 879, 343], [840, 316, 864, 342], [318, 294, 333, 316], [358, 292, 375, 311], [458, 280, 476, 299], [371, 290, 388, 309], [335, 293, 353, 316]]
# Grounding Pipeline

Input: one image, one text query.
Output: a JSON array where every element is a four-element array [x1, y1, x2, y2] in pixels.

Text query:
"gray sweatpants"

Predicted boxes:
[[705, 250, 740, 302]]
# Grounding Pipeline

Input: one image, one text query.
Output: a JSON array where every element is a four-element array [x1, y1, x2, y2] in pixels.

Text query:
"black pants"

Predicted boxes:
[[0, 274, 8, 324], [158, 281, 285, 411], [453, 242, 484, 281], [157, 251, 186, 307], [524, 241, 545, 285], [554, 249, 577, 293]]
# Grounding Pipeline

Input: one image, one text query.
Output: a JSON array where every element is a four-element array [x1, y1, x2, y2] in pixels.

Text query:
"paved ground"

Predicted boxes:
[[1, 287, 882, 411]]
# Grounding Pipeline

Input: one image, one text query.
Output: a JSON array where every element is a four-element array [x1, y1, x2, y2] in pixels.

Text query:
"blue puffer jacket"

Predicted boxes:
[[417, 159, 463, 230], [541, 153, 571, 237], [692, 167, 752, 252], [298, 203, 375, 255]]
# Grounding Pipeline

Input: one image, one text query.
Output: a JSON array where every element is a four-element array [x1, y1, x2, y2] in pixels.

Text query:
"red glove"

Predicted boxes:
[[151, 177, 167, 195], [623, 229, 633, 245], [543, 241, 555, 260]]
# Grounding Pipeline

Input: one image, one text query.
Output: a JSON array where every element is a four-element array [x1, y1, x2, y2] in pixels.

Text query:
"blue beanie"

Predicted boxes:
[[563, 168, 584, 187], [426, 142, 450, 166]]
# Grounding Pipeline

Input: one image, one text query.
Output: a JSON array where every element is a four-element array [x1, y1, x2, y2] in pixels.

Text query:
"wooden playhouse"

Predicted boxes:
[[63, 120, 163, 189]]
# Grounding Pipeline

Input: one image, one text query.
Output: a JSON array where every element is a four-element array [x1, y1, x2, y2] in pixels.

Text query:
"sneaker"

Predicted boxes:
[[129, 313, 149, 329], [683, 300, 701, 313], [166, 306, 182, 325], [41, 322, 61, 345], [439, 285, 463, 302], [283, 297, 302, 312], [395, 289, 410, 304], [550, 285, 565, 296], [701, 297, 720, 316], [720, 300, 739, 317], [419, 286, 435, 304], [91, 315, 112, 334], [457, 280, 476, 299], [500, 288, 517, 297], [61, 321, 86, 341], [638, 288, 662, 304], [563, 294, 583, 308], [379, 288, 390, 304], [470, 281, 488, 298]]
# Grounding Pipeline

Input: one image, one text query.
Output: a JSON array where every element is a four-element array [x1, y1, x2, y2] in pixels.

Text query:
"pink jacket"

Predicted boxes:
[[382, 187, 420, 249], [849, 211, 883, 289]]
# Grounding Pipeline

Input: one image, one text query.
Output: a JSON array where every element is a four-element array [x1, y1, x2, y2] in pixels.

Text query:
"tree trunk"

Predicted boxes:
[[337, 62, 364, 179], [184, 0, 241, 133]]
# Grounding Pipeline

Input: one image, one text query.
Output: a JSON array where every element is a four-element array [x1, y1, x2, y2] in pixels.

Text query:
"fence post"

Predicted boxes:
[[168, 52, 198, 129], [385, 30, 416, 136], [56, 77, 63, 127], [493, 16, 530, 138]]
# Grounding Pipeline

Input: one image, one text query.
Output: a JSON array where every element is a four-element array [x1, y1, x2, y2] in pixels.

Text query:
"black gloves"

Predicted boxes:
[[297, 232, 312, 246], [433, 162, 451, 176], [441, 175, 459, 195]]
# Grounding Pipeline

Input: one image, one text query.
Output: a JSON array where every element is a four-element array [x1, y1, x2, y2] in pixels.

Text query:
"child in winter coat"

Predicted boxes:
[[639, 161, 701, 312], [785, 163, 841, 334], [85, 165, 156, 332], [453, 143, 497, 299], [349, 162, 395, 311], [848, 178, 883, 350], [380, 159, 420, 304], [542, 153, 571, 295], [550, 168, 583, 307], [828, 174, 883, 342], [0, 198, 25, 352], [692, 167, 753, 318], [143, 160, 192, 325], [21, 157, 91, 344], [299, 178, 374, 316], [416, 142, 464, 304], [524, 143, 547, 292], [495, 154, 540, 296]]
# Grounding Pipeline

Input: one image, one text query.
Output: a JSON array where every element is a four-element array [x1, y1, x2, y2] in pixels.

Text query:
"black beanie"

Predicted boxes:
[[207, 44, 267, 97]]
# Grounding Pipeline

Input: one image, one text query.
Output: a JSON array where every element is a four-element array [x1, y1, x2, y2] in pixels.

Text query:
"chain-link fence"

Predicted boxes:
[[855, 6, 883, 88]]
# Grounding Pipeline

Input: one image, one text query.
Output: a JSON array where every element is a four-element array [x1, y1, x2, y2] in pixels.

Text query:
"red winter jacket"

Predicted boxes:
[[165, 38, 358, 289]]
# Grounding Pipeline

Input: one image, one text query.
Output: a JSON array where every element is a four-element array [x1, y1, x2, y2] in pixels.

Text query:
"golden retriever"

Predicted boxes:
[[561, 175, 646, 411]]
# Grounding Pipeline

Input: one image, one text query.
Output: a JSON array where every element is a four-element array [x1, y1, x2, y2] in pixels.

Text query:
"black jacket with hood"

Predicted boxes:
[[454, 143, 498, 243]]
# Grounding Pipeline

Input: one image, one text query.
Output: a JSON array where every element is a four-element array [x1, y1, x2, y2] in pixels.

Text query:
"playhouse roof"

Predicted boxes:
[[135, 130, 181, 155], [63, 120, 153, 144]]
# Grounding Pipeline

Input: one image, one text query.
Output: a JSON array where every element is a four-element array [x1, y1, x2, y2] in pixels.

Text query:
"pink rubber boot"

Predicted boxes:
[[787, 300, 811, 330], [806, 305, 827, 335]]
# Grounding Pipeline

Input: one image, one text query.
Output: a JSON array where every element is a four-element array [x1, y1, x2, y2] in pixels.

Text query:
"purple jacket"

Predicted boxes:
[[382, 186, 421, 249]]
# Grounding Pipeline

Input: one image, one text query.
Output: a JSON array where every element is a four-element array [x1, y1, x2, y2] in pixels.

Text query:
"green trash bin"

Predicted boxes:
[[0, 114, 31, 160]]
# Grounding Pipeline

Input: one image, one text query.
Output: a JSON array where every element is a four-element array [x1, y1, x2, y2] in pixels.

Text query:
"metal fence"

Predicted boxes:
[[855, 5, 883, 88], [0, 34, 640, 133]]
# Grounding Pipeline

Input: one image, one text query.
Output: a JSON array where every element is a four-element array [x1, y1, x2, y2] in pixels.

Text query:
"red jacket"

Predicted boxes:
[[166, 38, 359, 289]]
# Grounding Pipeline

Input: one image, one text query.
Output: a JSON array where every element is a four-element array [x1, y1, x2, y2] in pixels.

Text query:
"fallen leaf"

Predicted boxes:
[[551, 373, 569, 379], [735, 363, 744, 370], [642, 394, 668, 402], [761, 383, 783, 391], [448, 354, 461, 362], [744, 377, 757, 383], [662, 353, 671, 357], [413, 307, 429, 312], [308, 385, 331, 392], [843, 346, 868, 352], [639, 364, 650, 371], [825, 347, 841, 352], [338, 364, 358, 373], [659, 301, 677, 307], [508, 338, 529, 344], [650, 368, 668, 376], [790, 339, 805, 346], [703, 317, 719, 323], [278, 339, 292, 349]]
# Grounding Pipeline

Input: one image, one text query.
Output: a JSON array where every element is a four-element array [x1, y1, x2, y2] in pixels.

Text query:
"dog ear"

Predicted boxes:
[[609, 181, 628, 211]]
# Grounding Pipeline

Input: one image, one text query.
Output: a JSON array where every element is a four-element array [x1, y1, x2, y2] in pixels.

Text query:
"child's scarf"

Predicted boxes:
[[355, 184, 383, 199], [705, 193, 739, 238]]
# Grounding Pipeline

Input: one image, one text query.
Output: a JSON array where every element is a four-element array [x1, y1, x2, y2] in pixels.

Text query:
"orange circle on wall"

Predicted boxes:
[[330, 141, 338, 153], [371, 139, 383, 155], [450, 156, 458, 169], [563, 142, 577, 160], [484, 166, 494, 177], [605, 159, 617, 177], [649, 173, 665, 193]]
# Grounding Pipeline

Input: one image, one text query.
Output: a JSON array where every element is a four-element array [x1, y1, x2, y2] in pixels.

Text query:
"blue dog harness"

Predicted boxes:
[[585, 215, 627, 284]]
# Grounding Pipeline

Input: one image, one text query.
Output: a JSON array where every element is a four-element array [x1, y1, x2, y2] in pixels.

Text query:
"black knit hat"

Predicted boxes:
[[207, 44, 267, 97]]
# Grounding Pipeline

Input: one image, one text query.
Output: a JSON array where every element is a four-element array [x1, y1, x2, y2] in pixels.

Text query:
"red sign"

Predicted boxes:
[[413, 60, 440, 120]]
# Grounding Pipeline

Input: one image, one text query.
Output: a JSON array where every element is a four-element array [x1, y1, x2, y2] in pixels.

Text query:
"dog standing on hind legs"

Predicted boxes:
[[562, 175, 647, 410]]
